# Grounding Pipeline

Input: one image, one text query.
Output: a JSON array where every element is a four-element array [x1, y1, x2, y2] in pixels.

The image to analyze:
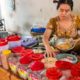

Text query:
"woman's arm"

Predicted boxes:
[[43, 17, 56, 48], [43, 22, 56, 56], [43, 23, 53, 48], [43, 17, 57, 56]]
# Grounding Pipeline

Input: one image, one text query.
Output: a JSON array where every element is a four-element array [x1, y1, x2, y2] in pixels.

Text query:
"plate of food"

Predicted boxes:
[[41, 57, 57, 68], [56, 53, 78, 64]]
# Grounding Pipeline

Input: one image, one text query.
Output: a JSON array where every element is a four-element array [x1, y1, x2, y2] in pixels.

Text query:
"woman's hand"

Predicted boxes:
[[45, 46, 57, 57]]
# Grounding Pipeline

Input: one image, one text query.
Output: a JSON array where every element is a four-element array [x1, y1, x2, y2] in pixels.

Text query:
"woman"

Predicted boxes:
[[43, 0, 80, 56]]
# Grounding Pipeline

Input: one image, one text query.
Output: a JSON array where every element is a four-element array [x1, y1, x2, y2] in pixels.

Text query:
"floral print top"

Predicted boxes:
[[47, 15, 80, 39]]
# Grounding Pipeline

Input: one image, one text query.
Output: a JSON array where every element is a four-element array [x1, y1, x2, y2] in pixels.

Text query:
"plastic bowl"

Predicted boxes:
[[56, 53, 78, 64]]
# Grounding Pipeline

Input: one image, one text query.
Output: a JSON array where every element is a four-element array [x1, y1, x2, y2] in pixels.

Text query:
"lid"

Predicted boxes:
[[2, 50, 11, 56], [11, 46, 25, 53], [30, 61, 44, 71], [19, 55, 32, 64], [56, 60, 73, 70], [46, 67, 62, 79], [7, 35, 21, 41], [0, 39, 8, 46], [69, 76, 80, 80], [21, 49, 34, 57], [71, 62, 80, 76], [31, 53, 44, 61]]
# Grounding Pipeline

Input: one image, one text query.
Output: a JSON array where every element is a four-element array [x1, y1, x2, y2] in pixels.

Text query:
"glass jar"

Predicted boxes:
[[17, 64, 31, 80], [8, 56, 19, 74]]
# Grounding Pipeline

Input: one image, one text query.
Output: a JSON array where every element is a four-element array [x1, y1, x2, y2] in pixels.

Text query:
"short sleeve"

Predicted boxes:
[[75, 16, 80, 29], [46, 18, 57, 31]]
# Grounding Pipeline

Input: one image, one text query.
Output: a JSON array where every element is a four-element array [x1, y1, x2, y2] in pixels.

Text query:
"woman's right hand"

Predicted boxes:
[[45, 46, 57, 57]]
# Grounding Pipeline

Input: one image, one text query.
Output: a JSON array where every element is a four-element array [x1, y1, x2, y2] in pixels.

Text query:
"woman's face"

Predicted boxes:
[[58, 4, 72, 19]]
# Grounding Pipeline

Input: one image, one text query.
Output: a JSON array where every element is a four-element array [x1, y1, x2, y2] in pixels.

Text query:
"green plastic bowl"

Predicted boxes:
[[56, 53, 78, 64]]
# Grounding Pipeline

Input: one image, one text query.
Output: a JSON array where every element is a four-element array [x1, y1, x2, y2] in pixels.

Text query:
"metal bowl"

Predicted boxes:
[[54, 38, 75, 52]]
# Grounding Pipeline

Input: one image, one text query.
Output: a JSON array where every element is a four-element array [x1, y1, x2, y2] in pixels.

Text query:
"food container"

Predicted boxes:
[[31, 27, 46, 34], [11, 46, 25, 56], [19, 55, 32, 64], [30, 23, 46, 36], [8, 56, 19, 74], [0, 52, 1, 65], [55, 60, 73, 70], [18, 64, 31, 79], [28, 73, 42, 80], [41, 57, 57, 68], [0, 38, 9, 51], [29, 62, 45, 80], [31, 53, 44, 61], [18, 55, 32, 79], [33, 47, 45, 53], [71, 62, 80, 77], [46, 67, 62, 80], [1, 50, 11, 70], [56, 53, 78, 64], [29, 61, 46, 80], [54, 38, 75, 52], [21, 37, 38, 48], [7, 35, 21, 49], [11, 46, 25, 53], [33, 49, 44, 54], [30, 61, 44, 71], [68, 76, 80, 80], [21, 49, 34, 57]]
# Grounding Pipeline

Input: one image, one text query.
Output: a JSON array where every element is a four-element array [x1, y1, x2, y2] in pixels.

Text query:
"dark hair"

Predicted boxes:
[[57, 0, 73, 10]]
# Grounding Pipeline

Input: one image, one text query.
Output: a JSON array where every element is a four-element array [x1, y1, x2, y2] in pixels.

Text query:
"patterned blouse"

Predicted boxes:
[[47, 15, 80, 39]]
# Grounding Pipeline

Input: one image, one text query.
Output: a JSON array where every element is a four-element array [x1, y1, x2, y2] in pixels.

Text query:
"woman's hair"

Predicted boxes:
[[57, 0, 73, 10]]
